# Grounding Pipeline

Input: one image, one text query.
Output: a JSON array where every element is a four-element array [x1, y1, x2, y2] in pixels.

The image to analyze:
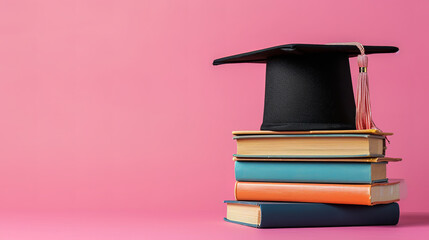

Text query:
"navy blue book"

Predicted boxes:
[[235, 161, 387, 184], [224, 201, 399, 228]]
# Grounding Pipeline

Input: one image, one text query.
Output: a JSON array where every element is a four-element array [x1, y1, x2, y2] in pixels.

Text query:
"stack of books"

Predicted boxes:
[[224, 129, 401, 228]]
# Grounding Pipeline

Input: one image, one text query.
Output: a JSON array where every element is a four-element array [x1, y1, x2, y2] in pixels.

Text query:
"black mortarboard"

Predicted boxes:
[[213, 43, 398, 131]]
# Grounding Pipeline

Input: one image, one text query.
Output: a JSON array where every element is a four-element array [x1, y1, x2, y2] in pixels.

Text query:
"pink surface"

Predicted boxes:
[[0, 212, 428, 240], [0, 0, 429, 238]]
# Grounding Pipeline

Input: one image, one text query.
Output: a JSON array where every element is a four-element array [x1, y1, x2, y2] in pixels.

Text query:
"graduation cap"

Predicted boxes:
[[213, 43, 398, 131]]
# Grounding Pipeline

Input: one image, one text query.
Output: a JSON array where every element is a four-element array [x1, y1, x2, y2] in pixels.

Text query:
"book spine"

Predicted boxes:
[[259, 202, 400, 228], [235, 161, 376, 183], [235, 182, 372, 205], [235, 134, 385, 158]]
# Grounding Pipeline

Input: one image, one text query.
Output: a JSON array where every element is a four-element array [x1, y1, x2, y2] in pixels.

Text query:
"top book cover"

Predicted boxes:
[[233, 129, 392, 136]]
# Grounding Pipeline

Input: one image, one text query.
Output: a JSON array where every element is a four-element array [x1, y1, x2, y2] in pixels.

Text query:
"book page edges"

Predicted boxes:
[[370, 182, 401, 205]]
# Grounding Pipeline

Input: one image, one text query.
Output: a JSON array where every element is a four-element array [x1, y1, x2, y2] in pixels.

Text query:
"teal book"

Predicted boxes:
[[235, 161, 387, 184]]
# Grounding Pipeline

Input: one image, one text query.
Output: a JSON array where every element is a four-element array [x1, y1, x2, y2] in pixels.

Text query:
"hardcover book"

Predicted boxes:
[[233, 134, 386, 158], [224, 201, 400, 228], [235, 181, 400, 205], [235, 161, 388, 184]]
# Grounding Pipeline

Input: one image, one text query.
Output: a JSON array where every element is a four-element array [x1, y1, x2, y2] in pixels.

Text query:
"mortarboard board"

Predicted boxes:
[[213, 43, 398, 131]]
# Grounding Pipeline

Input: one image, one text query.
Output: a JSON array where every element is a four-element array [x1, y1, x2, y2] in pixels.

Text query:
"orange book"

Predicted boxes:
[[235, 181, 400, 206]]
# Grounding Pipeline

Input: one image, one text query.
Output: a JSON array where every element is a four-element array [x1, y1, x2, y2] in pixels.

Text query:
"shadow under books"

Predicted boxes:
[[398, 213, 429, 227]]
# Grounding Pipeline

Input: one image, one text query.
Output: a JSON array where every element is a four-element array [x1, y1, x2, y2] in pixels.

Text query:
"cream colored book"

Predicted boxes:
[[233, 132, 387, 158]]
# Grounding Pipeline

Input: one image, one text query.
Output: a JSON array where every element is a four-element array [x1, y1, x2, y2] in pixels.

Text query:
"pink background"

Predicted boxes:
[[0, 0, 429, 239]]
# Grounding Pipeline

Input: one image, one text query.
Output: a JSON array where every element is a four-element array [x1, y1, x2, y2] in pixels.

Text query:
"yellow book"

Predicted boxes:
[[233, 130, 391, 158]]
